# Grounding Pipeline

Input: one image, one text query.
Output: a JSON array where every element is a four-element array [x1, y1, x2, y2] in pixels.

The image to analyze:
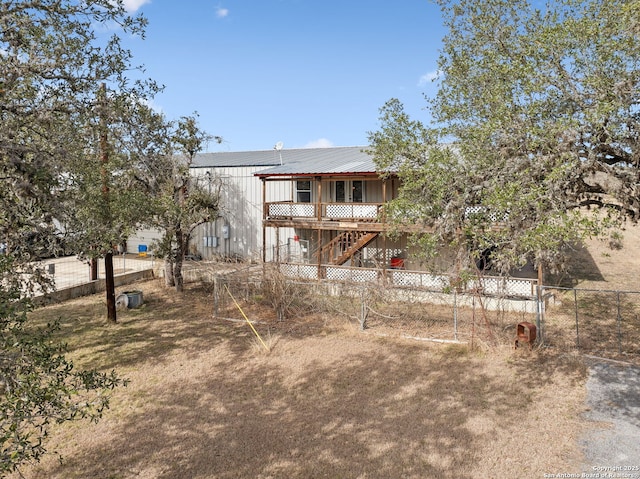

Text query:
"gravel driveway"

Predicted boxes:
[[580, 359, 640, 474]]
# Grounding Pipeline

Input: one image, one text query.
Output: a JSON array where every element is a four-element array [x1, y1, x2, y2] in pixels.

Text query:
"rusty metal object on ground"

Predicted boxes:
[[514, 321, 536, 350]]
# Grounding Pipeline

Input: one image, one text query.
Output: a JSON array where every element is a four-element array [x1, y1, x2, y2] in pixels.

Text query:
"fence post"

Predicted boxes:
[[536, 285, 543, 344], [453, 290, 458, 341], [359, 289, 366, 330], [617, 292, 622, 355], [574, 289, 580, 349], [471, 295, 476, 349], [213, 276, 220, 317]]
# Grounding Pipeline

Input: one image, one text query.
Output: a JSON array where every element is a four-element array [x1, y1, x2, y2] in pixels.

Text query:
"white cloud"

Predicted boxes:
[[303, 138, 334, 149], [216, 7, 229, 18], [418, 70, 441, 87], [142, 97, 164, 114], [121, 0, 151, 13]]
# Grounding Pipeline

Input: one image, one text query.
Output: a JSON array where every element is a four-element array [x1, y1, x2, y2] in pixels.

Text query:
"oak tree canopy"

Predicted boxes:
[[369, 0, 640, 276]]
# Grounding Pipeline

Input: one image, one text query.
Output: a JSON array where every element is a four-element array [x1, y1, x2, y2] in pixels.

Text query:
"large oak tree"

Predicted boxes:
[[1, 0, 158, 473], [369, 0, 640, 278]]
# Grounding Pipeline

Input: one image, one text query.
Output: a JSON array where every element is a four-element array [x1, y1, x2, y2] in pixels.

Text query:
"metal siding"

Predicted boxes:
[[366, 179, 384, 203], [128, 165, 277, 262], [191, 166, 258, 260], [189, 165, 292, 262]]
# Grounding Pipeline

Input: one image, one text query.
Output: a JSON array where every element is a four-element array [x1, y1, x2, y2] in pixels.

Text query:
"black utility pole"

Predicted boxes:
[[99, 82, 117, 323]]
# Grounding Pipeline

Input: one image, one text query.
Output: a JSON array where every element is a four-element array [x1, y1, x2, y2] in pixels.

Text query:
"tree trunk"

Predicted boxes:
[[173, 261, 184, 293], [90, 257, 98, 281], [174, 228, 184, 293], [105, 251, 117, 323], [98, 83, 115, 323], [164, 258, 175, 287]]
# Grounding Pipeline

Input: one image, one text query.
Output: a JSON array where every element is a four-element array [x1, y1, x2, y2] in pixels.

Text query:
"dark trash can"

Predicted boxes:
[[124, 290, 144, 308]]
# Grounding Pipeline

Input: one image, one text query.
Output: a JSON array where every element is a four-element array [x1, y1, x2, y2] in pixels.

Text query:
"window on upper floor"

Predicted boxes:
[[296, 180, 311, 203]]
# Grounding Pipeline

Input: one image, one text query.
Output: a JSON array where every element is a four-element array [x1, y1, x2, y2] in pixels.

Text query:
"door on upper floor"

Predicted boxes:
[[334, 180, 364, 203]]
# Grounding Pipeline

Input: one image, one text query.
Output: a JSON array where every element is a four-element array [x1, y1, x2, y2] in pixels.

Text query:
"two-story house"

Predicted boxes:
[[256, 146, 537, 297], [256, 146, 407, 269], [126, 146, 536, 297]]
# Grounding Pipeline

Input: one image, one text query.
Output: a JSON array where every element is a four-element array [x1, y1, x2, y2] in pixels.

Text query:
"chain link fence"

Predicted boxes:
[[208, 265, 539, 348], [360, 286, 539, 347], [190, 264, 640, 363], [541, 286, 640, 363], [37, 254, 155, 291]]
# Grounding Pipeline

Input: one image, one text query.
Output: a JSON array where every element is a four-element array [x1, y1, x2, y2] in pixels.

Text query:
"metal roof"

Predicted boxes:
[[254, 146, 378, 176], [191, 150, 284, 168], [190, 146, 378, 175]]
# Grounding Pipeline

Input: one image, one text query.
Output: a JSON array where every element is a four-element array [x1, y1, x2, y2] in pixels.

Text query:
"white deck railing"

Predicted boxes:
[[267, 202, 382, 221], [278, 262, 537, 298], [268, 202, 316, 218]]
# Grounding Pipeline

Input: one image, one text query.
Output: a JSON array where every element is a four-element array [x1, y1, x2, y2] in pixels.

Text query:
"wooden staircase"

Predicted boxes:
[[317, 231, 379, 265]]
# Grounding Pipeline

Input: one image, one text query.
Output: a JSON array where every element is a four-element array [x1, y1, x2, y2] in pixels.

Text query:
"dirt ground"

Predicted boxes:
[[11, 223, 640, 479], [11, 279, 590, 479], [562, 221, 640, 290]]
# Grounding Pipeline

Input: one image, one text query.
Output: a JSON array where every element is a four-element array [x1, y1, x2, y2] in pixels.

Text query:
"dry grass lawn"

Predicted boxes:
[[12, 279, 591, 479], [561, 220, 640, 290]]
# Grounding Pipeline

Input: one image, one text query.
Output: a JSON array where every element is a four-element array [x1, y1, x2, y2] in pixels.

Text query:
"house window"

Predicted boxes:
[[296, 180, 311, 203]]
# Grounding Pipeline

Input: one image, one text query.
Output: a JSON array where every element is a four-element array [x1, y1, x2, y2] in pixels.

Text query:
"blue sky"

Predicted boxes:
[[120, 0, 445, 152]]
